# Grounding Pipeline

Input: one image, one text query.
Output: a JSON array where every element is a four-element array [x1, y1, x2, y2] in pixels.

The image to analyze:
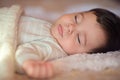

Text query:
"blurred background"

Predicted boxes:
[[0, 0, 120, 22]]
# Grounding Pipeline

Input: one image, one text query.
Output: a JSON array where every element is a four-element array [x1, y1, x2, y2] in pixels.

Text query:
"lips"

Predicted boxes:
[[58, 24, 63, 37]]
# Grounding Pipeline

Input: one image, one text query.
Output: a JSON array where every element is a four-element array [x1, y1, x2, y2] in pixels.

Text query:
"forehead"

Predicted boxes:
[[86, 24, 107, 50], [81, 12, 107, 50]]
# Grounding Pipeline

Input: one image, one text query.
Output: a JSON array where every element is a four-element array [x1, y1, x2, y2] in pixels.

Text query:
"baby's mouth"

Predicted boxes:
[[58, 24, 63, 37]]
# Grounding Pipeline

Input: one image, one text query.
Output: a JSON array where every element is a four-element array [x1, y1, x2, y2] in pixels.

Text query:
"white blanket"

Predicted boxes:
[[0, 5, 22, 80]]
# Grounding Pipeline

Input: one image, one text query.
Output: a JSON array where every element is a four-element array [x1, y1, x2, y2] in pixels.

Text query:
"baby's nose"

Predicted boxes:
[[68, 23, 76, 33]]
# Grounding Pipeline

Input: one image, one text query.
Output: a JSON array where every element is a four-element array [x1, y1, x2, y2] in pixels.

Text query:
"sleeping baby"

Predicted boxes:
[[15, 8, 120, 79]]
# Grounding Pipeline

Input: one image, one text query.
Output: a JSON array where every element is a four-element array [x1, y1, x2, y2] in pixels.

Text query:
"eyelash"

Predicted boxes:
[[77, 34, 80, 44], [75, 15, 78, 23]]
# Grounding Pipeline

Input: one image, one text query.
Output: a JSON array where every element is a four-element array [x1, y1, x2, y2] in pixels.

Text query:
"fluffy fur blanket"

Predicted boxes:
[[0, 5, 120, 80]]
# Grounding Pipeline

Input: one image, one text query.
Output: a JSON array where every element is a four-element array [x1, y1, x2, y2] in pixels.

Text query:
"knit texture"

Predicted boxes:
[[0, 5, 22, 80]]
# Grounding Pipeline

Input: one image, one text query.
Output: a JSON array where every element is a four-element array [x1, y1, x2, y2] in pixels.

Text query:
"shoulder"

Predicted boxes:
[[21, 16, 52, 26]]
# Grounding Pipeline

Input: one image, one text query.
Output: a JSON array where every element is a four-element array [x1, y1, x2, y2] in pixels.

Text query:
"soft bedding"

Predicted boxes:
[[0, 5, 120, 80], [0, 5, 22, 80]]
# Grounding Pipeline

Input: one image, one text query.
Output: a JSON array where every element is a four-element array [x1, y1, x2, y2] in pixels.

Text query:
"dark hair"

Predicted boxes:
[[89, 8, 120, 53]]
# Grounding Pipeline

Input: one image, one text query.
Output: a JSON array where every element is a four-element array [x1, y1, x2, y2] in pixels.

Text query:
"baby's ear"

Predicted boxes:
[[0, 5, 22, 80]]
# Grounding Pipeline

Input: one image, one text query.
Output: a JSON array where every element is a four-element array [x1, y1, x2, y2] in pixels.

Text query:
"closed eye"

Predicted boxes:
[[77, 34, 80, 44], [75, 15, 78, 23]]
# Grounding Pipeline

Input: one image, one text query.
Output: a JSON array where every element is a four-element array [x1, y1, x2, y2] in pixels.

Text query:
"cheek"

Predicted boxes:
[[60, 40, 76, 54], [60, 39, 88, 54], [56, 15, 72, 24]]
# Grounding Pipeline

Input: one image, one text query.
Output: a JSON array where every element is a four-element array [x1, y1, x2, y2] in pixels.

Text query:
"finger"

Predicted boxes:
[[39, 63, 47, 78], [45, 62, 54, 77], [26, 63, 34, 77], [33, 63, 41, 78]]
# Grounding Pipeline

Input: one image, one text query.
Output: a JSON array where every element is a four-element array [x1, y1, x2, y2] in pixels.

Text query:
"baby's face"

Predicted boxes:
[[51, 12, 107, 55]]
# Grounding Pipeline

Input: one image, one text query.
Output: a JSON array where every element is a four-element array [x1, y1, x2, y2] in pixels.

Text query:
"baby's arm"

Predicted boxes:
[[15, 42, 54, 79], [23, 59, 54, 79]]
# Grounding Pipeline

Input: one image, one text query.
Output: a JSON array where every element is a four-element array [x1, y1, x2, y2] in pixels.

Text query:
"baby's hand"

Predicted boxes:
[[22, 60, 54, 79]]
